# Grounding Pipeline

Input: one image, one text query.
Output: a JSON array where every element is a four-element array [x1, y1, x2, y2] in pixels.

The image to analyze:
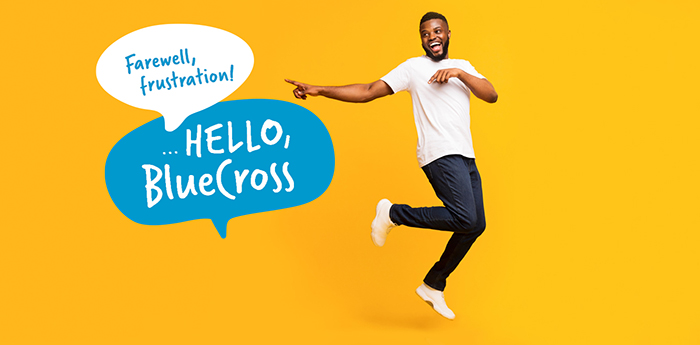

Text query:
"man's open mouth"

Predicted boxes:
[[430, 42, 442, 52]]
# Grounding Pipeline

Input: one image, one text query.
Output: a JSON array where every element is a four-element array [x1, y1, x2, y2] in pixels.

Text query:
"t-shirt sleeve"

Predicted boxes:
[[460, 60, 486, 79], [380, 61, 411, 93]]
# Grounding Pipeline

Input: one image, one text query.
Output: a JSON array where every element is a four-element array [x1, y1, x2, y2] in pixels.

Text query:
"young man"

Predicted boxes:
[[285, 12, 497, 320]]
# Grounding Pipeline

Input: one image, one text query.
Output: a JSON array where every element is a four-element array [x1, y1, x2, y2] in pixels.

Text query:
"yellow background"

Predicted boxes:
[[2, 0, 699, 344]]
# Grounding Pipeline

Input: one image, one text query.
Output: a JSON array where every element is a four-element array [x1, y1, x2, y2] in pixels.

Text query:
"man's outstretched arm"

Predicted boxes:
[[285, 79, 393, 103]]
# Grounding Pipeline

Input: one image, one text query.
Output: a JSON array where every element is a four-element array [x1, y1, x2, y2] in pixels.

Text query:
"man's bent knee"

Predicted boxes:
[[449, 215, 478, 233], [476, 221, 486, 237], [456, 216, 486, 235]]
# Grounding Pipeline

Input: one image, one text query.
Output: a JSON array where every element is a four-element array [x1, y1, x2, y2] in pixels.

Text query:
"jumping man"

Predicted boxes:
[[285, 12, 498, 320]]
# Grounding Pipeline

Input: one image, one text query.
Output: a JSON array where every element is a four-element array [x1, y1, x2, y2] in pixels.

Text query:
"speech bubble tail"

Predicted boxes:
[[211, 218, 229, 239], [163, 113, 188, 132]]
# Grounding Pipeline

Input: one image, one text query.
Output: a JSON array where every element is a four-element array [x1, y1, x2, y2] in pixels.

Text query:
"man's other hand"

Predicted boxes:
[[428, 68, 463, 84]]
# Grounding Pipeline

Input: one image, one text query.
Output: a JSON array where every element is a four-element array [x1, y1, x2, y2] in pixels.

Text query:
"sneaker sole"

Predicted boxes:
[[370, 200, 389, 247], [416, 287, 455, 320]]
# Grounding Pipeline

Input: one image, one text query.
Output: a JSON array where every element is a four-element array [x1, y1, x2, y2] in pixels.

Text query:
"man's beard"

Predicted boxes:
[[423, 38, 450, 62]]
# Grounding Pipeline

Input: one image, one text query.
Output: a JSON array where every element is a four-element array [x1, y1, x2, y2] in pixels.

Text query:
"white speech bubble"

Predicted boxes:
[[96, 24, 254, 131]]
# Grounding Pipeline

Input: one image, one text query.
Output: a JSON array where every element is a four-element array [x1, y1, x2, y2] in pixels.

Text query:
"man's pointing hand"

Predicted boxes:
[[285, 79, 321, 100]]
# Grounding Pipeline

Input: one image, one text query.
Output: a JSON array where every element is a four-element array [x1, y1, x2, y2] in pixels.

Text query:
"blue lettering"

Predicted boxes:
[[196, 68, 204, 84], [125, 54, 136, 74], [140, 75, 147, 96], [218, 69, 229, 82], [156, 78, 167, 90], [170, 71, 179, 88]]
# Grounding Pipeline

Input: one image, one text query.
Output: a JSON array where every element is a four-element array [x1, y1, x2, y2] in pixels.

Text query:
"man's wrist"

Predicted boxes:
[[456, 69, 471, 85], [458, 68, 472, 80]]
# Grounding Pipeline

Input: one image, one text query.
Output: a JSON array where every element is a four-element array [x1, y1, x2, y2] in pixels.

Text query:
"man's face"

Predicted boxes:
[[420, 18, 451, 62]]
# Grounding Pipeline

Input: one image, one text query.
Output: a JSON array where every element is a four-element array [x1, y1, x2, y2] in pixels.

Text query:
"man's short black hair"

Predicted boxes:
[[420, 12, 448, 28]]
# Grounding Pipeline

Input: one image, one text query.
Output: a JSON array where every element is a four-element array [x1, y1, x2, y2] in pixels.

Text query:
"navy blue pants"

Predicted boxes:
[[390, 155, 486, 291]]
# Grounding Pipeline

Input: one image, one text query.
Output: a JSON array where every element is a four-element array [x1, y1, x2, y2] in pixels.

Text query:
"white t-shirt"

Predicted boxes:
[[381, 56, 486, 167]]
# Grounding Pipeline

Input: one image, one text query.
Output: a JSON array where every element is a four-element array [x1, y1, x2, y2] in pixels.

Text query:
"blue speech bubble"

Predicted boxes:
[[105, 99, 335, 238]]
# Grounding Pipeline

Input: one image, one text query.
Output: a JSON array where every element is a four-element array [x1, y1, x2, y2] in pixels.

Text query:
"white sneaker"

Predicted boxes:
[[370, 199, 396, 247], [416, 283, 455, 320]]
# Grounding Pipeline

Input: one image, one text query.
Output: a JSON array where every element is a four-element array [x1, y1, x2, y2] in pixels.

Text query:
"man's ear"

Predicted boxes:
[[448, 30, 451, 39]]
